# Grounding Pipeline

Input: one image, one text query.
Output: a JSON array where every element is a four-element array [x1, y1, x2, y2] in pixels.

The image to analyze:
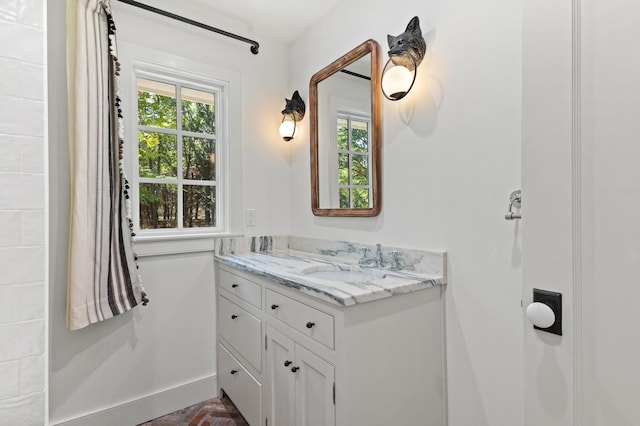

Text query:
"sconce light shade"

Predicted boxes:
[[279, 90, 305, 141], [381, 16, 426, 101], [381, 53, 417, 101], [279, 117, 297, 141]]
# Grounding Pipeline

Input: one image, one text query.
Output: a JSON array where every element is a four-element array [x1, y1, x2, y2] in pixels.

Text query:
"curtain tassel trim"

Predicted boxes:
[[104, 3, 148, 306]]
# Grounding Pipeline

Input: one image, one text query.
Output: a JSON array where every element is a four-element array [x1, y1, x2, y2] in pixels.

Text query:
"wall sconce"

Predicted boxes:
[[279, 90, 305, 141], [381, 16, 426, 101]]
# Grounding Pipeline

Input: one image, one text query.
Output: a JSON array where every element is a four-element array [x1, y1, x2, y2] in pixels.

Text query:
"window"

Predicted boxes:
[[336, 111, 371, 209], [135, 71, 225, 234]]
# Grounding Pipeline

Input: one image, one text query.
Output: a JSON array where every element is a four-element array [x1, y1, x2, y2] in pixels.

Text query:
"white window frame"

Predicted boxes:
[[132, 62, 229, 237]]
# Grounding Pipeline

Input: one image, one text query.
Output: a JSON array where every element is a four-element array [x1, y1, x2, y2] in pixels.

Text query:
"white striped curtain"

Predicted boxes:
[[66, 0, 148, 330]]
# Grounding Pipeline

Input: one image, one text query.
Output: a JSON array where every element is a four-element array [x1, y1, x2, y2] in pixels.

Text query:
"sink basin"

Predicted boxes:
[[301, 264, 386, 282]]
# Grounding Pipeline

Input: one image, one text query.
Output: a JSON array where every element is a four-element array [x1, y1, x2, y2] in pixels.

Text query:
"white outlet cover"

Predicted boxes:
[[245, 209, 256, 226]]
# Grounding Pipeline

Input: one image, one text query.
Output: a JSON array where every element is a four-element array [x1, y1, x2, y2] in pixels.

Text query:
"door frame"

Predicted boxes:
[[522, 0, 582, 424]]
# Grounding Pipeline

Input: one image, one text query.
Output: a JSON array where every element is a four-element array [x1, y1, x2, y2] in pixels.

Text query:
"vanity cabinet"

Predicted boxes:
[[216, 262, 445, 426]]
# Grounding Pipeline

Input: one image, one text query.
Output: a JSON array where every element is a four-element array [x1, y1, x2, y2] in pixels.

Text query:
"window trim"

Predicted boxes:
[[132, 62, 230, 237]]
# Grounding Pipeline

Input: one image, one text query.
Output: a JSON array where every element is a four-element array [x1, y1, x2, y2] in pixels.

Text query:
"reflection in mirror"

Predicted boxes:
[[319, 56, 372, 209], [310, 39, 381, 217]]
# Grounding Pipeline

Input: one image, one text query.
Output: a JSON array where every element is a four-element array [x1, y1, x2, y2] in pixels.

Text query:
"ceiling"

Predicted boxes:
[[121, 0, 345, 44]]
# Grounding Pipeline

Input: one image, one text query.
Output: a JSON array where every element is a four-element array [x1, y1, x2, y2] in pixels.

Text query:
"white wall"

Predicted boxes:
[[0, 0, 47, 425], [289, 1, 524, 425], [47, 2, 292, 424]]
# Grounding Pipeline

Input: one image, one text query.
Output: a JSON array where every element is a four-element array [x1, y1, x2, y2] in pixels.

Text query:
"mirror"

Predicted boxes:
[[310, 39, 381, 217]]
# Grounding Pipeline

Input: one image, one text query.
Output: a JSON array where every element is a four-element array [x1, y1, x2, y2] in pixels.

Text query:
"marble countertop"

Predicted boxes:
[[215, 236, 446, 307]]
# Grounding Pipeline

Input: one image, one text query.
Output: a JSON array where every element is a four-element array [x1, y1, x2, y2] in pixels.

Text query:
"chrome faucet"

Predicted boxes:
[[359, 244, 384, 268], [375, 243, 383, 268], [358, 248, 375, 267]]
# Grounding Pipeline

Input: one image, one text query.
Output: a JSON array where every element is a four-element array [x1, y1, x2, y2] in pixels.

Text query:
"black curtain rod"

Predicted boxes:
[[340, 69, 371, 81], [115, 0, 260, 55]]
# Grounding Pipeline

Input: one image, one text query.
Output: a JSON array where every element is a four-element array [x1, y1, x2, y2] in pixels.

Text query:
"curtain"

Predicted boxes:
[[67, 0, 148, 330]]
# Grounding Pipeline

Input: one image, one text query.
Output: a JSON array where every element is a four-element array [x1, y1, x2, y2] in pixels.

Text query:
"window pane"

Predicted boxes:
[[351, 154, 369, 185], [139, 183, 177, 229], [182, 87, 215, 134], [183, 137, 215, 180], [337, 118, 348, 151], [339, 188, 350, 209], [352, 188, 369, 208], [138, 132, 177, 178], [183, 185, 216, 228], [338, 153, 349, 185], [137, 78, 177, 129], [351, 120, 368, 152]]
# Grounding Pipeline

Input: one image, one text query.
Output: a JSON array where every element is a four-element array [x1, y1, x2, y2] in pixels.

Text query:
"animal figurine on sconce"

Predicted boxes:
[[387, 16, 426, 71], [281, 90, 306, 121]]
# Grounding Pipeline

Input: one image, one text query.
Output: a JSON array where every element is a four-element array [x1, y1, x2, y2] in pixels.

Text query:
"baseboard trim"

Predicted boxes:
[[51, 375, 217, 426]]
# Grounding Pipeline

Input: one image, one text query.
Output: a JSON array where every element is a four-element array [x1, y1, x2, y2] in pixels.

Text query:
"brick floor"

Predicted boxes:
[[138, 395, 249, 426]]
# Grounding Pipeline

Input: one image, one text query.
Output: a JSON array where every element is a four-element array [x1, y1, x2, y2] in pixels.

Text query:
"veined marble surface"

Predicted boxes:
[[215, 235, 446, 307]]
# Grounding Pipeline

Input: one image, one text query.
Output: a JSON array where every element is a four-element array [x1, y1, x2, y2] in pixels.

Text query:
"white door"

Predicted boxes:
[[523, 0, 640, 425]]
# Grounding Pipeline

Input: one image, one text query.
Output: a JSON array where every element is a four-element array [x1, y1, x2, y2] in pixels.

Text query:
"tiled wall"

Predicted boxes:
[[0, 0, 46, 425]]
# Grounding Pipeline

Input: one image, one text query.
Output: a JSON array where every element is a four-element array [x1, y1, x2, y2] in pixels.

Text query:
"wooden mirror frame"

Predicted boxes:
[[309, 39, 382, 217]]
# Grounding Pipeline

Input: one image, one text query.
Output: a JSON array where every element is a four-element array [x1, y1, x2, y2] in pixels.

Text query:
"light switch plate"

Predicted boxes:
[[245, 209, 256, 227]]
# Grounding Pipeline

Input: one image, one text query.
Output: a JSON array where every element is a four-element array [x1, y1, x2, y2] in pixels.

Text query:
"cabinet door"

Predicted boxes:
[[294, 344, 335, 426], [266, 326, 295, 426]]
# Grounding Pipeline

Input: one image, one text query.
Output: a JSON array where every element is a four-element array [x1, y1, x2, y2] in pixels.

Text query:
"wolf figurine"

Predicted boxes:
[[281, 90, 305, 121], [387, 16, 426, 71]]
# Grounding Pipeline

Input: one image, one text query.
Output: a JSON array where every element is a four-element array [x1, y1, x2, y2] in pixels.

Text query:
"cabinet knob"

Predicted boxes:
[[231, 283, 239, 288], [231, 314, 238, 319], [230, 369, 238, 375], [306, 321, 315, 329], [291, 366, 300, 373], [271, 304, 279, 310], [284, 360, 292, 367]]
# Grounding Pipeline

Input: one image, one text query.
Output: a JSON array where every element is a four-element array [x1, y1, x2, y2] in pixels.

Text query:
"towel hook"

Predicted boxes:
[[505, 190, 522, 220]]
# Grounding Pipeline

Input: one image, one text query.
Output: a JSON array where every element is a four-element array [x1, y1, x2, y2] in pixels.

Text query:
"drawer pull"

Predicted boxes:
[[230, 369, 238, 375], [231, 314, 238, 319], [271, 304, 279, 310], [284, 360, 292, 367], [306, 321, 315, 329], [231, 283, 239, 288], [291, 366, 300, 373]]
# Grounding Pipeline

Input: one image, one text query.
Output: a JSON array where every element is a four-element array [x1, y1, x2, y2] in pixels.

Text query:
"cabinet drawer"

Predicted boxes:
[[218, 295, 262, 372], [266, 289, 335, 350], [218, 343, 261, 426], [219, 268, 262, 309]]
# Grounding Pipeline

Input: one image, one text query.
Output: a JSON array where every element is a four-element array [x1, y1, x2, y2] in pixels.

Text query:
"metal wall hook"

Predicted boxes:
[[505, 190, 522, 220]]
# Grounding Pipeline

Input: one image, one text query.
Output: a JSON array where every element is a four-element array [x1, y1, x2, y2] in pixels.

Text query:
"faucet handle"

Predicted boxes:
[[389, 251, 401, 271]]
